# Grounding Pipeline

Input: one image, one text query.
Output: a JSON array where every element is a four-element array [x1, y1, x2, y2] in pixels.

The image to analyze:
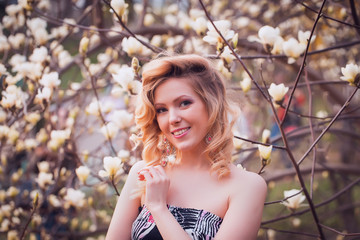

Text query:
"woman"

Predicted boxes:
[[106, 54, 267, 239]]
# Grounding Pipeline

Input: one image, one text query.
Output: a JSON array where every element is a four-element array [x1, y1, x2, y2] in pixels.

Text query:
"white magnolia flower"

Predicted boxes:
[[0, 35, 10, 52], [27, 18, 47, 33], [76, 166, 91, 184], [258, 144, 272, 161], [7, 230, 18, 240], [298, 30, 315, 46], [36, 172, 54, 189], [110, 110, 133, 130], [35, 87, 52, 103], [8, 33, 25, 49], [240, 72, 252, 93], [48, 129, 71, 151], [2, 16, 15, 29], [292, 218, 302, 228], [34, 28, 49, 45], [8, 127, 19, 145], [340, 63, 360, 85], [85, 100, 101, 116], [0, 109, 7, 123], [221, 46, 235, 64], [5, 4, 22, 16], [117, 149, 130, 161], [27, 18, 49, 45], [39, 72, 61, 89], [271, 36, 284, 55], [64, 188, 85, 208], [110, 0, 128, 16], [150, 35, 163, 47], [48, 194, 61, 208], [112, 66, 138, 93], [13, 61, 43, 80], [233, 135, 246, 150], [0, 125, 10, 139], [193, 17, 208, 36], [262, 129, 271, 143], [164, 14, 178, 27], [37, 161, 50, 173], [144, 13, 155, 26], [258, 25, 281, 51], [282, 189, 306, 211], [30, 46, 49, 63], [1, 85, 24, 109], [282, 38, 306, 64], [100, 122, 119, 139], [121, 36, 151, 56], [58, 50, 73, 68], [98, 156, 123, 179], [9, 54, 26, 68], [51, 25, 69, 39], [268, 83, 289, 103], [24, 138, 38, 150], [203, 20, 235, 45], [217, 60, 232, 79]]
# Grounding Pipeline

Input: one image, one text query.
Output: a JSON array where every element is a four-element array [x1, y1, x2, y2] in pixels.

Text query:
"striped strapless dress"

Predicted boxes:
[[131, 205, 223, 240]]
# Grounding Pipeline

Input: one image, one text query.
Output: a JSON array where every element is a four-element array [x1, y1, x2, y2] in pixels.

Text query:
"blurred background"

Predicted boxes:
[[0, 0, 359, 239]]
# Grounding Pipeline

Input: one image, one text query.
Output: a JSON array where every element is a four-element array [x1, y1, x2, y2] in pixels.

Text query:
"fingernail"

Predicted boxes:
[[138, 174, 145, 181]]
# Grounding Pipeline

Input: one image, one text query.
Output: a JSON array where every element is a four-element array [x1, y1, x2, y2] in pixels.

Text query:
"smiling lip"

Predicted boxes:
[[172, 127, 190, 138]]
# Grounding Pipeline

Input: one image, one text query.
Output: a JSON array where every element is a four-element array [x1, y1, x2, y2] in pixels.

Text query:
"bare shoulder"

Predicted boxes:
[[227, 164, 267, 197], [125, 160, 147, 182], [130, 160, 147, 173]]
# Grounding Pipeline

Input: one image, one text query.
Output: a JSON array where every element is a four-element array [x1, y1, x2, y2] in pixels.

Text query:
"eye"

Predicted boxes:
[[180, 100, 192, 107], [156, 107, 167, 114]]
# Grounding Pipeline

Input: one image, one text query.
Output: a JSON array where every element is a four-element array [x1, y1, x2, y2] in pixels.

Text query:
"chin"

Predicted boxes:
[[176, 141, 204, 152]]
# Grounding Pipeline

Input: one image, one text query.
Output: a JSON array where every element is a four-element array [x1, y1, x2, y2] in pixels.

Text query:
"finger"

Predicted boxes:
[[153, 165, 166, 175], [138, 169, 149, 181], [142, 171, 152, 181], [147, 167, 161, 179]]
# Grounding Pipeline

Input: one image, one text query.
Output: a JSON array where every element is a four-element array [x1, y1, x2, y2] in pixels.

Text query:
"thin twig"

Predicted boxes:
[[304, 69, 317, 199], [281, 0, 326, 127], [198, 0, 269, 101], [297, 85, 360, 165], [265, 189, 303, 205], [320, 223, 360, 236], [102, 0, 161, 53], [19, 193, 39, 240]]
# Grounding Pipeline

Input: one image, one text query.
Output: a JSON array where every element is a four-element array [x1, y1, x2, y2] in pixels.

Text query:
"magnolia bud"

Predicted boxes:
[[258, 144, 272, 166], [131, 57, 140, 74], [79, 36, 90, 56], [232, 33, 238, 48]]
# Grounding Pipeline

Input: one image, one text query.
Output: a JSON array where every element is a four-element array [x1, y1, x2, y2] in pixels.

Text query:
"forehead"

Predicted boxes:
[[154, 77, 198, 103]]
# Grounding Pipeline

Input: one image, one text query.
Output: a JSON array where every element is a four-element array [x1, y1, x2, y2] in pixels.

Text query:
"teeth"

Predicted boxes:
[[173, 128, 188, 136]]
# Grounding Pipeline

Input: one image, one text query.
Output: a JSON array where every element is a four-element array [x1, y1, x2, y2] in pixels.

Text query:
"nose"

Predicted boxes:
[[169, 108, 181, 125]]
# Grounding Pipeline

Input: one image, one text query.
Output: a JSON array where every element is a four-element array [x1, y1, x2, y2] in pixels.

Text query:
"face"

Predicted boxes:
[[154, 77, 209, 154]]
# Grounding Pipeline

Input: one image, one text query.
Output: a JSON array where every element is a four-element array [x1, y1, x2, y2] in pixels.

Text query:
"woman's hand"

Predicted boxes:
[[138, 165, 170, 212]]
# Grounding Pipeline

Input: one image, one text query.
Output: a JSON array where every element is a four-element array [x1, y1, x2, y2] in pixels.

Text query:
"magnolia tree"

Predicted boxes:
[[0, 0, 360, 239]]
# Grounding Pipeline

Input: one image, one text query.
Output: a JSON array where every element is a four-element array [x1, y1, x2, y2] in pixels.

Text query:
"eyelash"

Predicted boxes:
[[180, 100, 192, 107], [156, 108, 167, 114], [156, 100, 192, 114]]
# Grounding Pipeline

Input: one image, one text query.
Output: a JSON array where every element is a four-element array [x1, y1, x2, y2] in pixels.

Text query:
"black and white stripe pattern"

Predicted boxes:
[[131, 205, 223, 240]]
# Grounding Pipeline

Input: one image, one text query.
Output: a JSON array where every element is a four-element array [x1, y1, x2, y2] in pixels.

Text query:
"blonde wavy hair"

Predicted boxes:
[[135, 53, 237, 178]]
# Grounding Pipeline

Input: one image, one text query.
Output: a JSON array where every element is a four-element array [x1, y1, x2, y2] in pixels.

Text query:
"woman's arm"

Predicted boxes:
[[105, 161, 145, 240], [140, 166, 192, 240], [214, 171, 267, 240]]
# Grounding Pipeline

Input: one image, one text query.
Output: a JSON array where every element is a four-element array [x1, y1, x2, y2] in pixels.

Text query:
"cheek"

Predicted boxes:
[[156, 116, 167, 132]]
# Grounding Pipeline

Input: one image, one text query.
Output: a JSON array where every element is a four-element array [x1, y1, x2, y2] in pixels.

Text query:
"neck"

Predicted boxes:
[[178, 149, 211, 170]]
